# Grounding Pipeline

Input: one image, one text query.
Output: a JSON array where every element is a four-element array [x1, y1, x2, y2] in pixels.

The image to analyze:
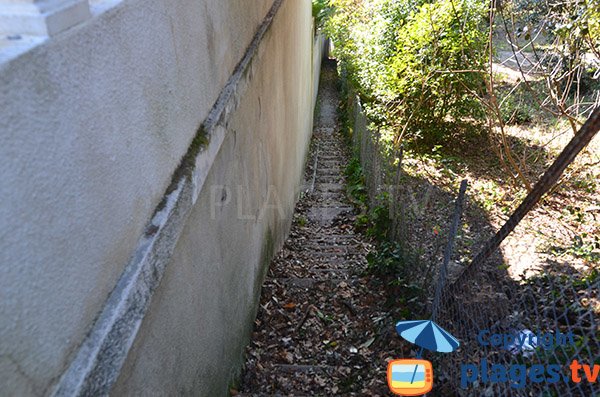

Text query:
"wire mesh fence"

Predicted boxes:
[[345, 88, 600, 395]]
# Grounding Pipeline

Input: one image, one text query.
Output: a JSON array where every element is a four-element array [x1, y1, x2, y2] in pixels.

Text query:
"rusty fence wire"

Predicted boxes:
[[345, 88, 600, 396]]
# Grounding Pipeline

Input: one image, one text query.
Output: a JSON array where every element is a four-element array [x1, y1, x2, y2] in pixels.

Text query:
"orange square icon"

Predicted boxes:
[[387, 359, 433, 396]]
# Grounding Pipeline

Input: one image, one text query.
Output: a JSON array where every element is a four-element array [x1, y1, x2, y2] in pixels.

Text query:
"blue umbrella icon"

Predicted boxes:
[[392, 180, 465, 388], [396, 319, 460, 355], [395, 320, 460, 385]]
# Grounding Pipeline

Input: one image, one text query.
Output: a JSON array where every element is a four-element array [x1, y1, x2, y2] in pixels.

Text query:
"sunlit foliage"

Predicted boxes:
[[325, 0, 488, 146]]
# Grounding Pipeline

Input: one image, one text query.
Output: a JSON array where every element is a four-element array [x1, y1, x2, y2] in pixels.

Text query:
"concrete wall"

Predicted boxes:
[[0, 0, 322, 395]]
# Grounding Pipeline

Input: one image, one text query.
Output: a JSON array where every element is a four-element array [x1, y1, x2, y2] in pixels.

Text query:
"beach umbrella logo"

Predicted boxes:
[[395, 320, 460, 354], [387, 320, 460, 396]]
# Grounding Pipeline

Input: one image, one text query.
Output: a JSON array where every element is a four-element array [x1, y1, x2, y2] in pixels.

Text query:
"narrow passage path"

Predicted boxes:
[[239, 61, 401, 396]]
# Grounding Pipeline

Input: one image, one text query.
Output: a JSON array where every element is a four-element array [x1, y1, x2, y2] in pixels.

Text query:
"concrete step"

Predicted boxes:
[[314, 183, 344, 192], [303, 238, 363, 247], [307, 207, 353, 223], [299, 245, 359, 255], [275, 257, 366, 271], [271, 277, 356, 288], [310, 202, 351, 209], [317, 155, 345, 161], [315, 177, 345, 185], [315, 168, 342, 176], [319, 160, 345, 168]]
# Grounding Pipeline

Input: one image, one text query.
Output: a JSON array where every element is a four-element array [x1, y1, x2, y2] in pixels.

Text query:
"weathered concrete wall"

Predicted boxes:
[[312, 35, 327, 112], [0, 0, 321, 395], [111, 2, 318, 395]]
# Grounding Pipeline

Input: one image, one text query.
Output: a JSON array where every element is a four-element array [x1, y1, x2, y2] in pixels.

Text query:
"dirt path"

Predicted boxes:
[[237, 61, 402, 396]]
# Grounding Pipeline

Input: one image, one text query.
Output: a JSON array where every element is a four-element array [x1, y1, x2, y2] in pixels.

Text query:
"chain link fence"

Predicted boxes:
[[344, 85, 600, 395]]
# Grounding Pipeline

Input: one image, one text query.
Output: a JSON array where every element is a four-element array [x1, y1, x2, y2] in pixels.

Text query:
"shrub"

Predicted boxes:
[[312, 0, 333, 29], [326, 0, 488, 146]]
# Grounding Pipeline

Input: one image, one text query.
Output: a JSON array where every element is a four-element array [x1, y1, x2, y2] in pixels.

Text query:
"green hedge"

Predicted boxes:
[[325, 0, 488, 147]]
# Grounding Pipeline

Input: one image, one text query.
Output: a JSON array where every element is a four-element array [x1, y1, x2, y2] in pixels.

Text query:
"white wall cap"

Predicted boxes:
[[0, 0, 91, 37]]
